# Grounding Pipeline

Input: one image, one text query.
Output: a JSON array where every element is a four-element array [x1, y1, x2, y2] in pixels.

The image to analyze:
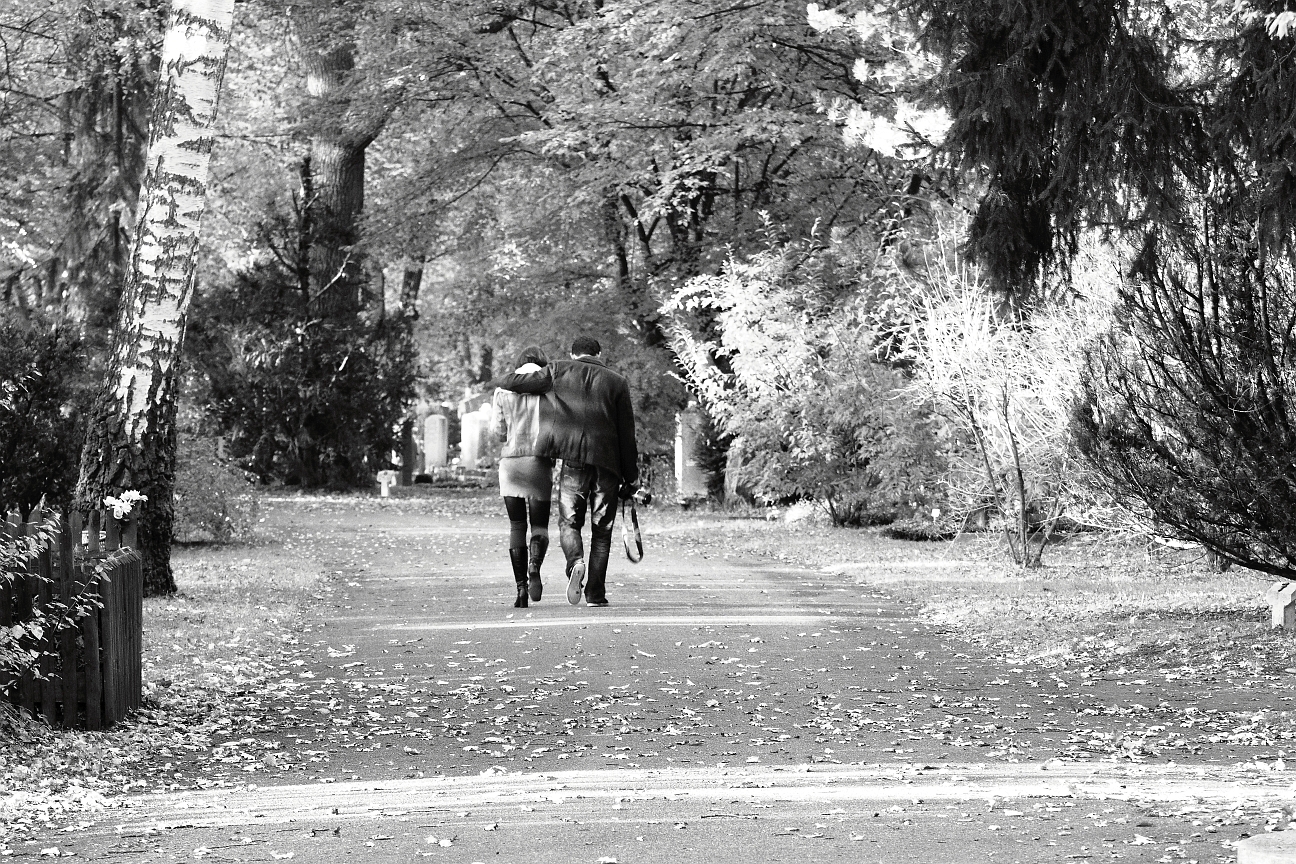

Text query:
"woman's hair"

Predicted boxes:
[[516, 345, 549, 368]]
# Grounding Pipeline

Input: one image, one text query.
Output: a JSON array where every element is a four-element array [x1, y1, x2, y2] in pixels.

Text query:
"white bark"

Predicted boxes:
[[111, 0, 235, 440]]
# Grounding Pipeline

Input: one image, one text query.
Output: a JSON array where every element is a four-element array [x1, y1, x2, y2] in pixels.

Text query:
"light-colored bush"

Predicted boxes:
[[665, 237, 944, 524], [904, 231, 1120, 564]]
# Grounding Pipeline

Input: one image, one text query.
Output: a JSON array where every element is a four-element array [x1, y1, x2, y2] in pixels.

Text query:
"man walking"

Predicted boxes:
[[490, 336, 637, 607]]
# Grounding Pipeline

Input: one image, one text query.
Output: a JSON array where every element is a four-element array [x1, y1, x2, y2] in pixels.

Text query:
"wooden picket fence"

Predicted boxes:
[[0, 510, 143, 729]]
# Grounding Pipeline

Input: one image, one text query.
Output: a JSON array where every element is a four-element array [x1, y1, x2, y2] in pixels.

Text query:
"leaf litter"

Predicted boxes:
[[2, 494, 1291, 857]]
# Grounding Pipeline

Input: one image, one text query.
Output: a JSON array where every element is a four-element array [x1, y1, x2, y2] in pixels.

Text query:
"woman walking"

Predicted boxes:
[[490, 346, 555, 607]]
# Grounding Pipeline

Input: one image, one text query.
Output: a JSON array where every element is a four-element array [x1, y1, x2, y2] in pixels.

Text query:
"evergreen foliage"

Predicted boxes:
[[1073, 202, 1296, 577], [915, 0, 1200, 308]]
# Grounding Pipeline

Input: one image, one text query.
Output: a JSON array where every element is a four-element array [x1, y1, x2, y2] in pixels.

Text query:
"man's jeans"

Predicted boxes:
[[558, 461, 619, 602]]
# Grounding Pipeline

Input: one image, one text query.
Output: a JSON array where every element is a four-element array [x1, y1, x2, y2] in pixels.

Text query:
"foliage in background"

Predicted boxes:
[[200, 0, 932, 455], [187, 204, 417, 489], [1074, 202, 1296, 578], [172, 406, 258, 544], [0, 314, 89, 518], [668, 236, 944, 525], [910, 0, 1200, 310], [0, 0, 160, 334]]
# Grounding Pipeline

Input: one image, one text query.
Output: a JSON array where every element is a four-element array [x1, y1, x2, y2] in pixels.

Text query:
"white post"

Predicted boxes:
[[1267, 582, 1296, 629], [1239, 832, 1296, 863]]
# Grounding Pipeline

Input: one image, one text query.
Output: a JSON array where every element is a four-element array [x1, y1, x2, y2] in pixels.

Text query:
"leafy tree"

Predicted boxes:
[[77, 0, 236, 596], [668, 236, 943, 523], [908, 237, 1112, 565], [187, 197, 416, 488], [354, 0, 923, 323]]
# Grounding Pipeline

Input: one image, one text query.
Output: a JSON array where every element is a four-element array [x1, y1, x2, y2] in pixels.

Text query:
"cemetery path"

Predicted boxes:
[[30, 494, 1296, 861]]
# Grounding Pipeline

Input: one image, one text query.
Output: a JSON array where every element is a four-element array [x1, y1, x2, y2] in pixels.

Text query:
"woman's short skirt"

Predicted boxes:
[[498, 456, 555, 500]]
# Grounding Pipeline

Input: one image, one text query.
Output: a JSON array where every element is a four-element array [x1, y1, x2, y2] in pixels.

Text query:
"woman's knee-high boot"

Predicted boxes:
[[527, 533, 548, 601], [510, 548, 529, 607]]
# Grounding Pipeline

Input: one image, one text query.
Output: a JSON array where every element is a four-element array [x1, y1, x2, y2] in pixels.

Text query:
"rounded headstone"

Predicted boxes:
[[1239, 832, 1296, 864]]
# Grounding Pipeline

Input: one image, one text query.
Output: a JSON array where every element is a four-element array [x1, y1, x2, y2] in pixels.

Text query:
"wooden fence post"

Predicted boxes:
[[122, 516, 142, 712], [57, 512, 77, 727], [99, 512, 122, 726], [14, 520, 36, 718], [75, 511, 102, 731], [35, 534, 55, 725]]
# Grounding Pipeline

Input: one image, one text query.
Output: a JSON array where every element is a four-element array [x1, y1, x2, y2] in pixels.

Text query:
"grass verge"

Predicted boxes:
[[657, 505, 1296, 676]]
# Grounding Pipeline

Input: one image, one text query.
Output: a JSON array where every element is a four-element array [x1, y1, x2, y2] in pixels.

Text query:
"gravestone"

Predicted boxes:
[[675, 401, 710, 498], [424, 415, 448, 468], [460, 409, 485, 468]]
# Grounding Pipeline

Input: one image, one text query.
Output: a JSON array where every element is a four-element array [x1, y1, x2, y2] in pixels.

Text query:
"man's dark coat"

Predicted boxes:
[[491, 356, 638, 484]]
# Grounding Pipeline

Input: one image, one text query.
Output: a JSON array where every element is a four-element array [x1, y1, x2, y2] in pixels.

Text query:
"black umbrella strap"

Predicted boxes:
[[622, 499, 643, 563]]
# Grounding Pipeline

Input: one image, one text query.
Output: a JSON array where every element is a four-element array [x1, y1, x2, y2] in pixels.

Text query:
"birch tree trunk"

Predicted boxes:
[[76, 0, 236, 596]]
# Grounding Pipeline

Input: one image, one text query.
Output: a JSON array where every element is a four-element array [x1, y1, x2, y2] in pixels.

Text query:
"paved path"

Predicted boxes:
[[30, 495, 1295, 861]]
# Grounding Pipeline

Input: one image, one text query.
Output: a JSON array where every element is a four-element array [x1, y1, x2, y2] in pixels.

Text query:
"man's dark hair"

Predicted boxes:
[[570, 336, 601, 356], [515, 345, 549, 368]]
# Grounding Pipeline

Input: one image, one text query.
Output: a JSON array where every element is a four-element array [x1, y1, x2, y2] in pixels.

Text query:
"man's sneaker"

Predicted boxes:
[[585, 598, 609, 607], [566, 560, 586, 606]]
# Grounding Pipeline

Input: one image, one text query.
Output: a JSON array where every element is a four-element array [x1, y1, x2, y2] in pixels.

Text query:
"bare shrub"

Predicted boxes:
[[906, 234, 1114, 566]]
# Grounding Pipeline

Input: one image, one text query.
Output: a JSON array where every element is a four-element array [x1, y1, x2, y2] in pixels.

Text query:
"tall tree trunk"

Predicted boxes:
[[76, 0, 236, 597], [602, 193, 668, 348], [308, 129, 365, 317], [291, 4, 386, 319], [399, 260, 423, 320]]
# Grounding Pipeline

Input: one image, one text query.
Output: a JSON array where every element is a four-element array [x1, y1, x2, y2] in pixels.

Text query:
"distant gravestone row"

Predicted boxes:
[[380, 400, 493, 494]]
